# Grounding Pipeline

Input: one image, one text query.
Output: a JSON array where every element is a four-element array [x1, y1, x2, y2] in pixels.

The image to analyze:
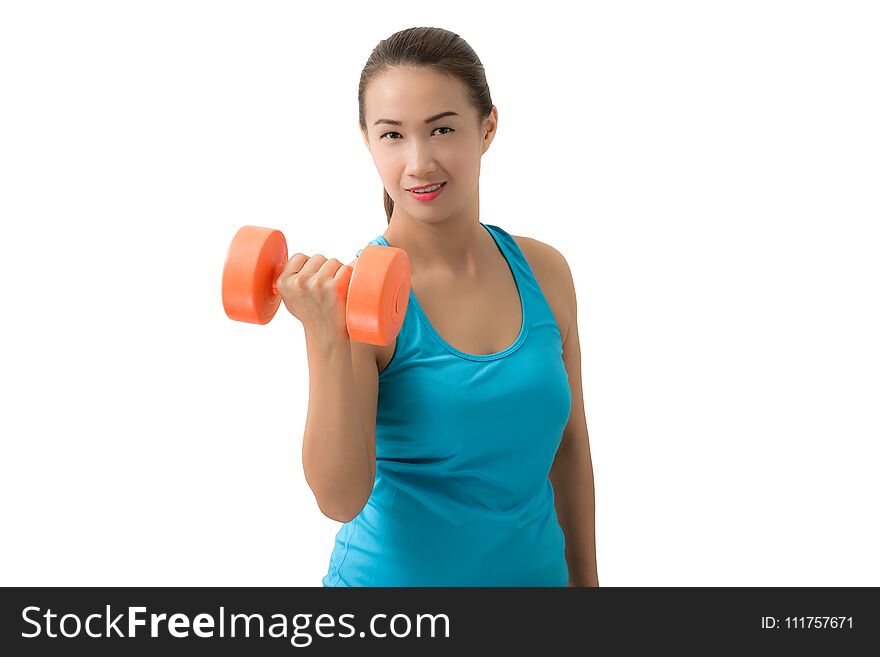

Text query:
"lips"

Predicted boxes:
[[407, 181, 446, 202], [406, 181, 446, 191]]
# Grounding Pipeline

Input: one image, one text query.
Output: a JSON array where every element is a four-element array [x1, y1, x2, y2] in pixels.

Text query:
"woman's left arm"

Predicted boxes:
[[547, 250, 599, 587]]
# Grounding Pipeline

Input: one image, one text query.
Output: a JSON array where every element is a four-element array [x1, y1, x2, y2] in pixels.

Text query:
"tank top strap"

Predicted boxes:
[[355, 235, 388, 258], [482, 223, 562, 344]]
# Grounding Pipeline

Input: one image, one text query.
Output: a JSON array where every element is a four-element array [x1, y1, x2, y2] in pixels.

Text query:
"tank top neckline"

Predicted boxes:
[[374, 222, 530, 362]]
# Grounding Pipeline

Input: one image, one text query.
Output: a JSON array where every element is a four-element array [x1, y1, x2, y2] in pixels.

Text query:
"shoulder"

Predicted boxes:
[[511, 235, 570, 271], [511, 235, 575, 343]]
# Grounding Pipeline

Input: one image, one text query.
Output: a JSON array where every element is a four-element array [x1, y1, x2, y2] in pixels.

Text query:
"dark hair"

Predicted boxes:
[[358, 27, 494, 224]]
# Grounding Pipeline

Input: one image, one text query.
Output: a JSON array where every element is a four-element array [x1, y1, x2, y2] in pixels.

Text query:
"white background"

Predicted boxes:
[[1, 0, 877, 586]]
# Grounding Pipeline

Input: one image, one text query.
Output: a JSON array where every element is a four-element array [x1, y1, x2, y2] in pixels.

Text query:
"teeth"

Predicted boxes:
[[412, 183, 443, 193]]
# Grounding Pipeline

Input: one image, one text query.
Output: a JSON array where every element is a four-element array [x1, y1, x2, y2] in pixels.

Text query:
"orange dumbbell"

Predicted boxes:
[[221, 225, 410, 346]]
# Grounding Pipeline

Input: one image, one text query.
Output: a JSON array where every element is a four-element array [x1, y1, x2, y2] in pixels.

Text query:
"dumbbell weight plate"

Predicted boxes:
[[222, 225, 288, 325], [347, 245, 410, 346]]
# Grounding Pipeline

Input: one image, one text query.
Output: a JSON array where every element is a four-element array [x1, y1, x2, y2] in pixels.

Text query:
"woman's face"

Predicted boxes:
[[361, 66, 496, 219]]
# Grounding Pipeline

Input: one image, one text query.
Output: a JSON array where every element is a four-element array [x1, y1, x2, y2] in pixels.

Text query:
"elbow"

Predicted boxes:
[[306, 465, 376, 523], [324, 510, 358, 524], [317, 497, 368, 523], [313, 483, 372, 523]]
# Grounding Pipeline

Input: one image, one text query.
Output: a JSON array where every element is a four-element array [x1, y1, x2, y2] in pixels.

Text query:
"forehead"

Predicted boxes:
[[365, 67, 469, 120]]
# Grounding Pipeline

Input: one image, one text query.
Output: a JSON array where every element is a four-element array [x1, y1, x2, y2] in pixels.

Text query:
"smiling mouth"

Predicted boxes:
[[408, 182, 447, 193]]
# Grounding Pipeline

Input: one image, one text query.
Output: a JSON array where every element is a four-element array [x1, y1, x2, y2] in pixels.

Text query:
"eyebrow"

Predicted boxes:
[[373, 111, 459, 127]]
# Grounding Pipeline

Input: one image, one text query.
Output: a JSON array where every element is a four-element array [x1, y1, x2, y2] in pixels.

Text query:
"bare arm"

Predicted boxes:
[[301, 329, 377, 523], [547, 248, 599, 587]]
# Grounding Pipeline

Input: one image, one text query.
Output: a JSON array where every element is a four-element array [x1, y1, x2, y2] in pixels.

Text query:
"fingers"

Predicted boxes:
[[336, 258, 356, 280], [283, 253, 310, 276], [281, 254, 345, 285], [317, 257, 344, 279]]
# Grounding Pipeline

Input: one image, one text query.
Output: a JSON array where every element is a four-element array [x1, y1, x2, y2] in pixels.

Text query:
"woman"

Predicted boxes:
[[281, 27, 598, 586]]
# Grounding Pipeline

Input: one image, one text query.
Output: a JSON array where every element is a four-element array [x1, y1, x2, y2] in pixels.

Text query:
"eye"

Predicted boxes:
[[380, 126, 455, 140]]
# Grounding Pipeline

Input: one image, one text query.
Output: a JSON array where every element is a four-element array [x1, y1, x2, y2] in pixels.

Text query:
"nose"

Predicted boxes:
[[405, 140, 438, 178]]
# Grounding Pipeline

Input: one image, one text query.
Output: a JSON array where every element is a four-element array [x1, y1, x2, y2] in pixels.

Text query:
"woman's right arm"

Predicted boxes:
[[276, 252, 379, 524], [301, 329, 378, 523]]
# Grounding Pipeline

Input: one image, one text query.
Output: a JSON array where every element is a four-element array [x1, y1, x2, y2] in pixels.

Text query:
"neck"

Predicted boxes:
[[384, 197, 488, 277]]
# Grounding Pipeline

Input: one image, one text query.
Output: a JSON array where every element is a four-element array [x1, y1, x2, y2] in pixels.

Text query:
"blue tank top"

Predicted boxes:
[[322, 222, 572, 586]]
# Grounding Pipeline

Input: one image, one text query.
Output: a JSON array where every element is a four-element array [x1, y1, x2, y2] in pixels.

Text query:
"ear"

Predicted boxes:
[[485, 106, 498, 140], [481, 106, 499, 153]]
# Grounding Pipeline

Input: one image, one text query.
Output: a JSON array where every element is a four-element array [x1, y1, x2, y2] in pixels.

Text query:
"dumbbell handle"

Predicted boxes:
[[270, 262, 285, 296]]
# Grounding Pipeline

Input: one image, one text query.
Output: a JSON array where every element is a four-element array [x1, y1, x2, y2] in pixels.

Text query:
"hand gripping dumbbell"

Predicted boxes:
[[222, 226, 411, 346]]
